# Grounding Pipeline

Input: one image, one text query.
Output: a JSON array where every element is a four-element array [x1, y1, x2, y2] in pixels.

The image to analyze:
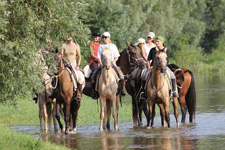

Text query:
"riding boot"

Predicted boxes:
[[33, 92, 38, 103], [172, 79, 178, 98], [91, 82, 99, 99], [76, 83, 82, 100], [117, 80, 126, 96]]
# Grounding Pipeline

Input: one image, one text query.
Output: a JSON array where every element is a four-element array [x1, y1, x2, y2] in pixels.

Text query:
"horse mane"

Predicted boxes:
[[168, 63, 180, 69]]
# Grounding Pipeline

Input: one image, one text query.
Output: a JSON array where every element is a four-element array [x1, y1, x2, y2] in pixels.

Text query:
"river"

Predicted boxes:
[[11, 74, 225, 150]]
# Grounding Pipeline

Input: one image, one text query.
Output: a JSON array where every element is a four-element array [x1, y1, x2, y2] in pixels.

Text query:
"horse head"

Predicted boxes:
[[126, 42, 146, 69], [155, 47, 168, 73], [101, 50, 113, 70]]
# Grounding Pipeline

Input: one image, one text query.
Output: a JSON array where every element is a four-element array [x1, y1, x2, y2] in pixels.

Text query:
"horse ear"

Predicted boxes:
[[130, 41, 133, 46], [55, 47, 58, 53], [164, 47, 167, 52]]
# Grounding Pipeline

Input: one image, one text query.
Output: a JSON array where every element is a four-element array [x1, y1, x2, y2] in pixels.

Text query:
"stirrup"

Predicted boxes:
[[172, 91, 179, 98]]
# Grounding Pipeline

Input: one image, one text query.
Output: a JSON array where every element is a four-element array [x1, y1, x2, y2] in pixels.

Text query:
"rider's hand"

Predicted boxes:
[[76, 66, 80, 70]]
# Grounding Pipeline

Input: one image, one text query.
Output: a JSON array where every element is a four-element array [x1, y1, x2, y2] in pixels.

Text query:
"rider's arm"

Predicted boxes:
[[90, 44, 98, 60], [140, 44, 148, 62], [112, 57, 118, 65], [76, 44, 81, 67], [97, 46, 102, 66]]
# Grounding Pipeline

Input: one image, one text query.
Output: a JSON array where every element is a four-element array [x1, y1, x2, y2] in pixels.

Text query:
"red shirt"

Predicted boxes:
[[89, 42, 100, 65]]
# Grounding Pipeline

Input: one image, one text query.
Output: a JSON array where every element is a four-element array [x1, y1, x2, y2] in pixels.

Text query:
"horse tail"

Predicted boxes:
[[185, 70, 196, 122]]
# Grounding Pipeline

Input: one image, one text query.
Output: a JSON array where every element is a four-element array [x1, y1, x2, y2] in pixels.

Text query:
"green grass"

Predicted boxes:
[[0, 125, 69, 150]]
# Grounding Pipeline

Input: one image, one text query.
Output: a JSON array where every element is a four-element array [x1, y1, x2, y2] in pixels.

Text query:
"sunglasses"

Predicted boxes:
[[102, 36, 108, 39]]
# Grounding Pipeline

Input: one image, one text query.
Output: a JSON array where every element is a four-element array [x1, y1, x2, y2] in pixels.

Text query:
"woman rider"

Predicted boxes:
[[91, 32, 125, 99], [61, 36, 85, 100], [147, 36, 178, 98]]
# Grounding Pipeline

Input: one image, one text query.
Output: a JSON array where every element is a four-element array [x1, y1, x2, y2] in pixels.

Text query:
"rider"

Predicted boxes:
[[61, 36, 85, 100], [140, 32, 156, 63], [147, 36, 178, 98], [88, 32, 101, 72], [91, 32, 125, 99]]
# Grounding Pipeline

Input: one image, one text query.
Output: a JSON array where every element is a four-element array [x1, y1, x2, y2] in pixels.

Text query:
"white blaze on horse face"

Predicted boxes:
[[157, 52, 167, 72]]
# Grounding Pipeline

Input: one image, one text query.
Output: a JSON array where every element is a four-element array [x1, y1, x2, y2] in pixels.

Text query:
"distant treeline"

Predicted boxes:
[[0, 0, 224, 102]]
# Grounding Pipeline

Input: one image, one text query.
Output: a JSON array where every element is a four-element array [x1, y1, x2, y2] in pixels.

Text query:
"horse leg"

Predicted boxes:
[[172, 97, 179, 127], [71, 100, 81, 132], [112, 95, 118, 131], [151, 103, 156, 127], [99, 97, 106, 131], [55, 102, 63, 132], [147, 101, 153, 129], [38, 95, 43, 132], [164, 101, 170, 128], [158, 104, 166, 127], [139, 99, 143, 126], [52, 98, 58, 132], [179, 96, 187, 123], [106, 100, 111, 130], [43, 98, 48, 133], [132, 97, 138, 127], [64, 99, 71, 134]]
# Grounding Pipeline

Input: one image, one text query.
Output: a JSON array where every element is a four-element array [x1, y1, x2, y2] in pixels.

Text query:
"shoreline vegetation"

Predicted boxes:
[[0, 96, 133, 150]]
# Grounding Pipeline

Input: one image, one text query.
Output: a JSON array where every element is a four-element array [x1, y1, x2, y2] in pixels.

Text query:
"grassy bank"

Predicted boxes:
[[0, 125, 68, 150], [0, 95, 133, 150]]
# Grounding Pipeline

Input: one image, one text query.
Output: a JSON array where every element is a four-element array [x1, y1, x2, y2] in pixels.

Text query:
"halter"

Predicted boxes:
[[126, 48, 144, 67]]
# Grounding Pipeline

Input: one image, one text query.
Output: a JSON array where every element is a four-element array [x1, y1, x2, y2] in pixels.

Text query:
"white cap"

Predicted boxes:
[[135, 38, 145, 45], [102, 32, 110, 37], [147, 32, 155, 38]]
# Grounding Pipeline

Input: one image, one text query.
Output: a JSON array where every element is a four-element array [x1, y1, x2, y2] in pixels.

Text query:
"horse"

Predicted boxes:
[[168, 64, 196, 123], [98, 50, 120, 131], [38, 72, 58, 133], [34, 49, 58, 133], [146, 48, 179, 128], [117, 42, 148, 126], [52, 52, 82, 134]]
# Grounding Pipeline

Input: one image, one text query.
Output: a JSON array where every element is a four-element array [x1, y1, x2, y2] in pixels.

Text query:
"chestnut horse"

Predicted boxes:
[[168, 64, 196, 123], [117, 42, 148, 126], [146, 49, 179, 128], [98, 50, 120, 131], [52, 52, 82, 134]]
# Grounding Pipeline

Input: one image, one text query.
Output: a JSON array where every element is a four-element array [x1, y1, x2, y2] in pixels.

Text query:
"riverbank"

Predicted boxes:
[[0, 95, 133, 149]]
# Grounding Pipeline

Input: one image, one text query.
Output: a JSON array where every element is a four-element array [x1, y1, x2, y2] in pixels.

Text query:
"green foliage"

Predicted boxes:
[[0, 125, 69, 150], [0, 0, 224, 103]]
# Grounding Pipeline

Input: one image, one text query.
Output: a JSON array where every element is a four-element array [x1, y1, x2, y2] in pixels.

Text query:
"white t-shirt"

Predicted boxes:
[[97, 43, 120, 61], [144, 42, 155, 58]]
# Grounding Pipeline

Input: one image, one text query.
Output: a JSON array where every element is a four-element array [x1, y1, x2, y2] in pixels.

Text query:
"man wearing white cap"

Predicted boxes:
[[91, 31, 125, 98]]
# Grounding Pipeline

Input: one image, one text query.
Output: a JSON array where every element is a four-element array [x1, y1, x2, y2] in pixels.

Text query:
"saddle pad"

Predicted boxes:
[[66, 67, 77, 89], [83, 64, 92, 78]]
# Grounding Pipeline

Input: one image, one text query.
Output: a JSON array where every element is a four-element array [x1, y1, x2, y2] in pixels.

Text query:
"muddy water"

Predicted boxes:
[[11, 74, 225, 150]]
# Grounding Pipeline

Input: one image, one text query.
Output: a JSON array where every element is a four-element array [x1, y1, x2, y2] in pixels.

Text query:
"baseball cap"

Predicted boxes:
[[156, 36, 165, 43], [102, 32, 110, 38], [148, 32, 155, 38], [135, 38, 145, 45]]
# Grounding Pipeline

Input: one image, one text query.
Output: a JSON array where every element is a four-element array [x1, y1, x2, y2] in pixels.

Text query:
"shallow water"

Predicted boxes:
[[11, 74, 225, 150]]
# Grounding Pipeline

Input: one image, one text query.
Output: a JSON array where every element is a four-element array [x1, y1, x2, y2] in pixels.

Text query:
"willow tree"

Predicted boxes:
[[0, 0, 90, 103]]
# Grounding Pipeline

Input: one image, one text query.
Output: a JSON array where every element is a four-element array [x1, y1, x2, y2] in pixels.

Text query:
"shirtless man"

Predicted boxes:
[[61, 36, 85, 100]]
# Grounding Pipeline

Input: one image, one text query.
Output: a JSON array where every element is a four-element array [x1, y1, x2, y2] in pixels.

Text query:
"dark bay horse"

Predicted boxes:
[[52, 52, 82, 134], [117, 42, 148, 126], [146, 49, 179, 128], [168, 64, 196, 123]]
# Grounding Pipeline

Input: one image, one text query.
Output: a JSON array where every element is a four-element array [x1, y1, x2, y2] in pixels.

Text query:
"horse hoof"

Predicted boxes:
[[147, 126, 150, 129], [73, 128, 77, 133], [177, 122, 179, 127]]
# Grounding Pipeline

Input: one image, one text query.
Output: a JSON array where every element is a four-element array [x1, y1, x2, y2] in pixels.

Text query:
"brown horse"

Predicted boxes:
[[146, 49, 179, 128], [98, 50, 120, 131], [117, 42, 148, 126], [168, 64, 196, 123], [52, 52, 82, 134]]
